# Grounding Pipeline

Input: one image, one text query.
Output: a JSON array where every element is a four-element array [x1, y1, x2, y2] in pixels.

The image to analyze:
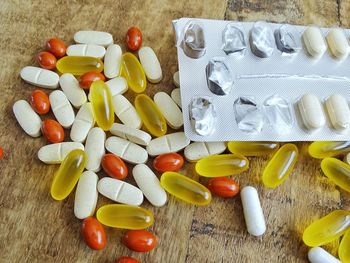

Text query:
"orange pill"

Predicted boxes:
[[0, 147, 4, 160], [153, 153, 184, 172], [101, 153, 128, 180], [30, 89, 50, 114], [37, 51, 57, 70], [41, 119, 64, 143], [46, 38, 66, 58], [79, 71, 106, 89]]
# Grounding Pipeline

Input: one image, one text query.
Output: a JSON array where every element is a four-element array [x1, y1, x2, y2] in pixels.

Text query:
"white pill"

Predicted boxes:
[[240, 186, 266, 236], [171, 88, 182, 108], [13, 100, 41, 137], [59, 73, 87, 108], [325, 94, 350, 132], [104, 44, 122, 79], [173, 71, 180, 88], [37, 142, 84, 164], [138, 46, 162, 83], [344, 152, 350, 165], [132, 164, 167, 207], [74, 30, 113, 47], [298, 93, 326, 132], [184, 142, 227, 162], [20, 66, 59, 89], [49, 90, 75, 128], [70, 103, 95, 143], [110, 123, 151, 146], [146, 132, 190, 156], [302, 26, 327, 58], [308, 247, 340, 263], [105, 136, 148, 164], [106, 77, 128, 96], [85, 127, 105, 172], [326, 28, 350, 59], [112, 94, 142, 129], [154, 92, 183, 129], [66, 44, 106, 59], [97, 177, 143, 206], [74, 171, 98, 219]]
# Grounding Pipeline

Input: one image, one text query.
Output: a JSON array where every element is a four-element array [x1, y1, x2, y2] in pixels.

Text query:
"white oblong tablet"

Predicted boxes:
[[171, 88, 182, 108], [37, 142, 84, 164], [59, 73, 87, 108], [66, 44, 106, 59], [344, 152, 350, 165], [49, 90, 75, 128], [70, 103, 95, 143], [85, 127, 106, 172], [325, 94, 350, 132], [20, 66, 59, 89], [326, 28, 350, 60], [154, 92, 183, 129], [74, 30, 113, 47], [97, 177, 143, 206], [110, 123, 151, 146], [308, 247, 340, 263], [104, 44, 122, 79], [13, 100, 41, 137], [74, 171, 98, 219], [184, 142, 227, 162], [146, 132, 190, 156], [105, 136, 148, 164], [132, 164, 167, 207], [138, 46, 162, 83], [173, 71, 180, 88], [112, 94, 142, 129], [298, 93, 325, 132], [240, 186, 266, 236], [106, 77, 128, 96], [302, 26, 326, 58]]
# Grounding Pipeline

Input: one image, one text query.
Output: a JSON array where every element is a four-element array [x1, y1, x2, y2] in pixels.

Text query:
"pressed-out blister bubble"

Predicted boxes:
[[249, 21, 275, 58], [189, 96, 216, 136], [222, 23, 247, 56], [181, 20, 206, 59], [274, 24, 301, 55]]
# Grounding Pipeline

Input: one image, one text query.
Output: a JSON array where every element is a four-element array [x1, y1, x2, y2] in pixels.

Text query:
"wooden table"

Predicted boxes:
[[1, 1, 349, 262]]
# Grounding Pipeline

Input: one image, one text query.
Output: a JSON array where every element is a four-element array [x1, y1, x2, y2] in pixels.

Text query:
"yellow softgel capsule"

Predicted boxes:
[[90, 80, 114, 131], [303, 210, 350, 247], [121, 52, 146, 93], [160, 172, 212, 205], [195, 154, 249, 177], [308, 141, 350, 159], [56, 56, 104, 75], [51, 149, 87, 200], [339, 228, 350, 263], [96, 204, 153, 229], [134, 94, 167, 137], [262, 143, 298, 188], [228, 141, 280, 156], [321, 157, 350, 192]]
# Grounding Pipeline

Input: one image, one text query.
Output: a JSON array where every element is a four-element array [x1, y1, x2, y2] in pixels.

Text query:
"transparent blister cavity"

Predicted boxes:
[[181, 20, 206, 59], [249, 21, 275, 58], [189, 96, 216, 136], [222, 22, 247, 56], [274, 24, 301, 55]]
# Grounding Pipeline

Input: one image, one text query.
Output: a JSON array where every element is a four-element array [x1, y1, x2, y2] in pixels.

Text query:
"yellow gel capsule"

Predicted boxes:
[[90, 80, 114, 131], [160, 172, 212, 205], [262, 143, 298, 188], [308, 141, 350, 159], [228, 141, 280, 156], [96, 204, 153, 230], [134, 94, 167, 137], [50, 149, 86, 200], [321, 157, 350, 192], [121, 52, 147, 93], [56, 56, 104, 75], [195, 154, 249, 177], [339, 228, 350, 263], [303, 210, 350, 247]]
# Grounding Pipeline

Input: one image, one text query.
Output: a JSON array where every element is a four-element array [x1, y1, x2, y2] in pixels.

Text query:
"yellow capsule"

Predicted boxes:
[[321, 158, 350, 192], [90, 80, 114, 131], [195, 154, 249, 177], [228, 141, 279, 156], [121, 52, 146, 93], [134, 94, 167, 137], [96, 204, 153, 229], [51, 149, 86, 200], [262, 143, 298, 188], [303, 210, 350, 247], [339, 228, 350, 263], [160, 172, 212, 205], [308, 141, 350, 159], [56, 56, 104, 75]]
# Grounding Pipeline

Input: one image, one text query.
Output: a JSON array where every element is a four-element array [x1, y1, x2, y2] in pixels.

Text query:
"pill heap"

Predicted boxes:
[[12, 27, 350, 263]]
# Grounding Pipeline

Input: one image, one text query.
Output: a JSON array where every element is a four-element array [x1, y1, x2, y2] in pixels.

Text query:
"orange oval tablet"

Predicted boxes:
[[207, 177, 239, 198], [81, 217, 106, 250], [37, 51, 57, 70], [123, 230, 156, 252], [101, 153, 128, 180], [46, 38, 66, 58], [79, 71, 106, 89], [153, 153, 184, 172], [126, 27, 142, 51], [41, 119, 64, 143], [30, 89, 50, 114]]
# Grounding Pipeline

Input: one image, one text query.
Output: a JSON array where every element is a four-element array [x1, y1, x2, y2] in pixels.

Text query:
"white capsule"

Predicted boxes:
[[240, 186, 266, 236], [74, 171, 98, 219], [184, 142, 227, 162], [325, 94, 350, 132], [37, 142, 84, 164], [146, 132, 190, 156], [138, 46, 162, 83], [59, 73, 87, 108], [112, 94, 142, 129], [344, 152, 350, 165], [74, 30, 113, 47], [20, 66, 59, 89], [13, 100, 41, 137], [154, 92, 183, 129], [66, 44, 106, 59], [97, 177, 143, 206], [104, 44, 122, 79], [110, 123, 151, 146], [298, 93, 325, 132], [70, 103, 95, 143], [302, 26, 327, 58], [85, 127, 105, 172], [171, 88, 182, 108], [173, 71, 180, 88], [326, 28, 350, 60], [49, 90, 75, 128], [105, 136, 148, 164], [308, 247, 340, 263], [106, 77, 128, 96]]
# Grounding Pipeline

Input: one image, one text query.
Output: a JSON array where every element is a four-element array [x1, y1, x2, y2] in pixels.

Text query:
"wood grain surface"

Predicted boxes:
[[0, 1, 349, 262]]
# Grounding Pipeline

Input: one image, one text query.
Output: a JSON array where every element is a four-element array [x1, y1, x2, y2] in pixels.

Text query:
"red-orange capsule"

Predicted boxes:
[[153, 153, 184, 172], [0, 147, 3, 160], [101, 154, 128, 180], [37, 51, 57, 70], [46, 38, 66, 58], [79, 71, 106, 89], [115, 257, 141, 263], [126, 27, 142, 51], [41, 119, 64, 143], [123, 230, 156, 252], [81, 217, 106, 250], [207, 177, 239, 198], [30, 89, 50, 114]]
